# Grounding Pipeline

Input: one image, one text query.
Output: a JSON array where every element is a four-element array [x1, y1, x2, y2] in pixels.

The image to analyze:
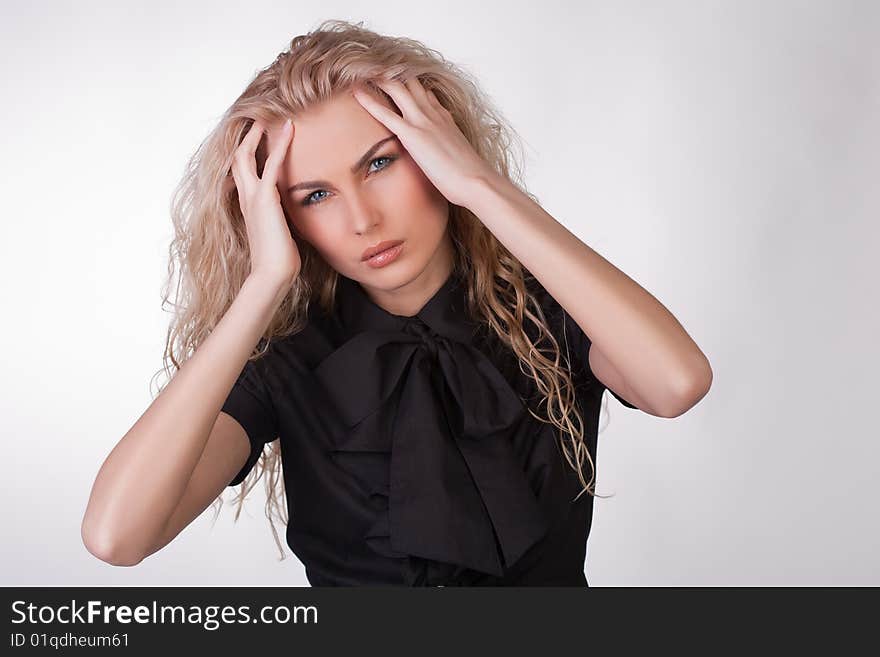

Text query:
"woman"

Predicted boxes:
[[81, 19, 712, 586]]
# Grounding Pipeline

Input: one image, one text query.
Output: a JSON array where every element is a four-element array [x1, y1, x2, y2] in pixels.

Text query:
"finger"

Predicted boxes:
[[352, 86, 408, 134], [240, 118, 265, 154], [262, 119, 293, 185], [374, 79, 424, 122], [222, 170, 236, 196], [404, 76, 431, 108], [409, 78, 447, 123], [425, 87, 448, 115], [229, 159, 247, 200], [234, 119, 265, 181]]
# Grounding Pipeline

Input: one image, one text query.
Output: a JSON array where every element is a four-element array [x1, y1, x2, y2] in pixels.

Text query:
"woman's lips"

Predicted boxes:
[[362, 241, 404, 268], [361, 239, 404, 261]]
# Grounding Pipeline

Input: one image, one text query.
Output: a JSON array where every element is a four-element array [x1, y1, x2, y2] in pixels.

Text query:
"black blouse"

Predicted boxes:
[[220, 269, 636, 586]]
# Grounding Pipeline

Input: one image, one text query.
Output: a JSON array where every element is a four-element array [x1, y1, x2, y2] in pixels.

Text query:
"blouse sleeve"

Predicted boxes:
[[221, 355, 280, 486], [529, 275, 638, 410]]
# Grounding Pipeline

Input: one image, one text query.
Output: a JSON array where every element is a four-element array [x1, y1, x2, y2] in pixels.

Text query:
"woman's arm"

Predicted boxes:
[[461, 173, 712, 419], [349, 79, 711, 418], [81, 273, 291, 565]]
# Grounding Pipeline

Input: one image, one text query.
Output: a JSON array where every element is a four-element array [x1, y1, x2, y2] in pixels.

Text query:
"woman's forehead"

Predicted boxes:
[[273, 93, 395, 183]]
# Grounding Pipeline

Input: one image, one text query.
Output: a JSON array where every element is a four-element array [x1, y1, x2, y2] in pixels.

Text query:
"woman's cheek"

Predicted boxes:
[[311, 217, 353, 263]]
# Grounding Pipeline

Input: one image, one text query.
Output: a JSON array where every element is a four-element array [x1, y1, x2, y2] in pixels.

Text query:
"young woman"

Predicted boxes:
[[81, 19, 712, 586]]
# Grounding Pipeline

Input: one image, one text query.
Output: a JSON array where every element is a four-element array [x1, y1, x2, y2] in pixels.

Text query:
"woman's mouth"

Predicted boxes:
[[362, 240, 405, 268]]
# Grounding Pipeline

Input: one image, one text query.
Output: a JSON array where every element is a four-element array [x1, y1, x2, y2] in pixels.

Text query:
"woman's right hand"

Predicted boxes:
[[229, 117, 301, 285]]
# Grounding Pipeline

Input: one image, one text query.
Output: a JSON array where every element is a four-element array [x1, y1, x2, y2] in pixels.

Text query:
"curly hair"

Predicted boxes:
[[151, 19, 616, 560]]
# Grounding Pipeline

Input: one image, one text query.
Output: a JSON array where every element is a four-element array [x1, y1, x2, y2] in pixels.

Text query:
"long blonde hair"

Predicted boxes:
[[152, 19, 614, 559]]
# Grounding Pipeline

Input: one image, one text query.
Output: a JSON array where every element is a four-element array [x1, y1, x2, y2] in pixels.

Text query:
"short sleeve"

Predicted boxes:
[[528, 274, 638, 410], [221, 355, 280, 486]]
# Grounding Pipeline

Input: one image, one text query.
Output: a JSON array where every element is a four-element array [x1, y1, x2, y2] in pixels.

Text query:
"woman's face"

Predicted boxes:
[[267, 90, 452, 304]]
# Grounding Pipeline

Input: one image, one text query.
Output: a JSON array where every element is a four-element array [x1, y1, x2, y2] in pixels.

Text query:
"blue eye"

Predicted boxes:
[[301, 155, 397, 207], [303, 190, 328, 206], [367, 155, 395, 173]]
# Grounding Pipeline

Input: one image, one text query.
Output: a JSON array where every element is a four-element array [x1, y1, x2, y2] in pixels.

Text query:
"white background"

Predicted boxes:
[[2, 0, 877, 585]]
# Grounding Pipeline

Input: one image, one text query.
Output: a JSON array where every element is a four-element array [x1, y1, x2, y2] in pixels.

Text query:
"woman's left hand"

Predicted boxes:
[[351, 77, 497, 209]]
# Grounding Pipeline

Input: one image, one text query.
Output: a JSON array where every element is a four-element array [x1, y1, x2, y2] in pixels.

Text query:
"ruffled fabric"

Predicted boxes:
[[313, 273, 552, 584]]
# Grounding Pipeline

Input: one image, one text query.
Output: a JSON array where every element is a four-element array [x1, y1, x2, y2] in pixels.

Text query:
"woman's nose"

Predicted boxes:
[[347, 191, 381, 235]]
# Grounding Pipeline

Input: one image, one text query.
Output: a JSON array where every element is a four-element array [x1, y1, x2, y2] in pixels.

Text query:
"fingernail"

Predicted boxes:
[[283, 118, 292, 131]]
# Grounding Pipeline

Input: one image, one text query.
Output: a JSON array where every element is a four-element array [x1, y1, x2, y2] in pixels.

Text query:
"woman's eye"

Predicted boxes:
[[303, 190, 328, 206], [300, 155, 396, 207], [367, 155, 394, 173]]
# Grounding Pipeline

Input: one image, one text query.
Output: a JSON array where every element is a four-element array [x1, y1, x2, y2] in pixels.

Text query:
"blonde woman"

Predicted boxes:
[[82, 19, 712, 586]]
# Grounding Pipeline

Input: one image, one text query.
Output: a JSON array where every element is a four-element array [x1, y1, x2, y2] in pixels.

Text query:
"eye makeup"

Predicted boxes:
[[299, 153, 398, 207]]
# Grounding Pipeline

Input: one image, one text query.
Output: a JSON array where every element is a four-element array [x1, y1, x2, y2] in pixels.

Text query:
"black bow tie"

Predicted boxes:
[[313, 273, 551, 583]]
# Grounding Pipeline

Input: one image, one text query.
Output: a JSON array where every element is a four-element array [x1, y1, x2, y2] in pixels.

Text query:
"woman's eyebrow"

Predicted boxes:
[[286, 135, 398, 193]]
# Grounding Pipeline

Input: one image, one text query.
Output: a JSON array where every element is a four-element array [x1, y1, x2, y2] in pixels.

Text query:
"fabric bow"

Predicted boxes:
[[313, 274, 551, 580]]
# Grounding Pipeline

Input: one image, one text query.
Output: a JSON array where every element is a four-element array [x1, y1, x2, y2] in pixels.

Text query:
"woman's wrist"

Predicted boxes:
[[243, 270, 296, 308]]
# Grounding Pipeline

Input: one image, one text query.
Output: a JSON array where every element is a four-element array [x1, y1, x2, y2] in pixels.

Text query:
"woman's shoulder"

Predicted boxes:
[[251, 304, 342, 379]]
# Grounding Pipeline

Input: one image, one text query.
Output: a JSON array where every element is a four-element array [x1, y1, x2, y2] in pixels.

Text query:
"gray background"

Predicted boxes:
[[1, 0, 877, 585]]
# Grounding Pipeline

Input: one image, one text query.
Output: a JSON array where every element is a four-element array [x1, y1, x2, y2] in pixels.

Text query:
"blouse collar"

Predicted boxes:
[[335, 269, 480, 345]]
